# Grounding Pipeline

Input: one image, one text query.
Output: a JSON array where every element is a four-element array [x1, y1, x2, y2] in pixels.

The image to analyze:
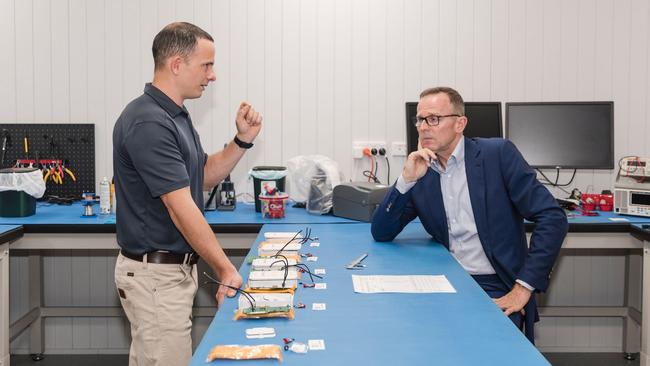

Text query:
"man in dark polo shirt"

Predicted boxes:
[[113, 22, 262, 366]]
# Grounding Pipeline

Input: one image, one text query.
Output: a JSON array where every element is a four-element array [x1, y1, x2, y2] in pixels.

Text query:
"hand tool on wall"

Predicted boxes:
[[0, 129, 9, 167], [23, 132, 30, 163]]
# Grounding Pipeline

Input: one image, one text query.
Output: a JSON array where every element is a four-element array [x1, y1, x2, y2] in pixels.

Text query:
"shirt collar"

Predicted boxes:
[[144, 83, 189, 118], [432, 136, 465, 174]]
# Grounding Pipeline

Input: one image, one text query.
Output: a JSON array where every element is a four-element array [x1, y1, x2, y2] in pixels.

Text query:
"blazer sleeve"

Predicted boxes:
[[370, 185, 419, 241], [499, 140, 568, 292]]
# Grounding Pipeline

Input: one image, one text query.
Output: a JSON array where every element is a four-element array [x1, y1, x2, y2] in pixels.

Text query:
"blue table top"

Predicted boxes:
[[0, 201, 359, 226], [0, 224, 22, 244], [191, 223, 549, 366], [204, 202, 359, 225], [0, 225, 21, 235], [0, 202, 117, 225], [566, 210, 650, 224]]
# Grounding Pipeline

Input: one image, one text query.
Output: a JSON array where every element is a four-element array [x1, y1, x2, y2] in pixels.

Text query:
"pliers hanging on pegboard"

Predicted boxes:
[[63, 164, 76, 182], [43, 164, 63, 184]]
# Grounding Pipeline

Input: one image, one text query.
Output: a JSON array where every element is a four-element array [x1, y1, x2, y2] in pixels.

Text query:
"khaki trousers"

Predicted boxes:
[[114, 252, 198, 366]]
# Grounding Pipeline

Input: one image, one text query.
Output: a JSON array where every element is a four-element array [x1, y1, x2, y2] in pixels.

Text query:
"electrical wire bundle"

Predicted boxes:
[[202, 227, 323, 314], [536, 168, 577, 194], [203, 271, 256, 311], [617, 156, 646, 183], [362, 147, 391, 184]]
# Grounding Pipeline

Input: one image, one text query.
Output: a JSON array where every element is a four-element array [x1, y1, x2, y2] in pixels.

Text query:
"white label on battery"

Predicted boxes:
[[315, 283, 327, 290], [314, 268, 326, 275], [307, 256, 318, 262], [310, 242, 320, 247], [312, 303, 326, 311]]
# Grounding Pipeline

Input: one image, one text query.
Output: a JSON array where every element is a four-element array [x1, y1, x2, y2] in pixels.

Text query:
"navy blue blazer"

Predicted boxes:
[[371, 138, 568, 293]]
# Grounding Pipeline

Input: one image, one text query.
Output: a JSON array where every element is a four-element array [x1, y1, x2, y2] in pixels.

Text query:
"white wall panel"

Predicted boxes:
[[316, 0, 335, 161], [4, 0, 650, 354], [332, 0, 352, 181], [472, 0, 491, 100], [14, 0, 35, 122], [0, 0, 16, 122], [385, 0, 404, 185], [263, 0, 283, 166], [33, 0, 53, 123], [350, 0, 370, 182]]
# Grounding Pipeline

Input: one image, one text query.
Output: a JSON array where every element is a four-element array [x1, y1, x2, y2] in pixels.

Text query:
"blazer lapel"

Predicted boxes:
[[420, 169, 450, 248], [464, 139, 492, 257]]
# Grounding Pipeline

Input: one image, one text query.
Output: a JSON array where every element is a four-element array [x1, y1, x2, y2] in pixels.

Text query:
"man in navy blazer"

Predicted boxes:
[[371, 87, 567, 343]]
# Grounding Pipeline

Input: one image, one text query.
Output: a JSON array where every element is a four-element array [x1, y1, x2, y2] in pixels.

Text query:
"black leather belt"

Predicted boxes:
[[120, 250, 199, 265]]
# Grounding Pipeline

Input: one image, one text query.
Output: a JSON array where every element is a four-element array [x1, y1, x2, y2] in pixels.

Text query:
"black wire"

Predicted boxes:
[[536, 168, 576, 187], [279, 262, 323, 286], [205, 185, 218, 208], [268, 258, 289, 287], [385, 156, 391, 184], [301, 228, 311, 244], [272, 230, 302, 257], [202, 272, 256, 310], [269, 228, 319, 286], [291, 263, 323, 283], [298, 228, 318, 244], [374, 160, 378, 181]]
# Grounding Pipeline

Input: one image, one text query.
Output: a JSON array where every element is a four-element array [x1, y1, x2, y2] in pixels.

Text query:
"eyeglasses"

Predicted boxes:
[[413, 114, 461, 128]]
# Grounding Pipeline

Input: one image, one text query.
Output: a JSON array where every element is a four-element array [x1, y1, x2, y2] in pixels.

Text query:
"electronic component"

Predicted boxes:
[[619, 157, 650, 178], [615, 156, 650, 217], [264, 232, 304, 240], [251, 257, 298, 271], [245, 327, 276, 339], [238, 292, 294, 312], [257, 242, 302, 257], [248, 269, 300, 289], [332, 182, 389, 222]]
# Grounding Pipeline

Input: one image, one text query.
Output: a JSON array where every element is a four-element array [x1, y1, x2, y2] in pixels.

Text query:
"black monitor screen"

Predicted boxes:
[[406, 102, 502, 154], [505, 102, 614, 169]]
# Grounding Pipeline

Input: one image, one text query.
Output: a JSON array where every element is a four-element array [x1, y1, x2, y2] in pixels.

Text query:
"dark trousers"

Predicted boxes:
[[472, 274, 536, 344]]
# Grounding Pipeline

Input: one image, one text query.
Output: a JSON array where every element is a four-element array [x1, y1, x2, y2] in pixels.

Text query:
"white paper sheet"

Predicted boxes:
[[352, 275, 456, 293], [609, 217, 629, 222]]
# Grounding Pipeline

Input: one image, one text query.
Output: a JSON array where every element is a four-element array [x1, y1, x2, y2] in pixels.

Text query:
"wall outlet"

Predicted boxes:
[[391, 142, 407, 157], [352, 141, 387, 159]]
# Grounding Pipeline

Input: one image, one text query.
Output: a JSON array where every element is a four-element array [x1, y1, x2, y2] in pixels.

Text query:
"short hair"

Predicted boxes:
[[419, 86, 465, 115], [152, 22, 214, 69]]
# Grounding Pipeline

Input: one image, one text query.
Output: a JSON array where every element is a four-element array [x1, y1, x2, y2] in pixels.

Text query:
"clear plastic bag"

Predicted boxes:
[[286, 155, 342, 212], [0, 168, 46, 198], [306, 167, 332, 214]]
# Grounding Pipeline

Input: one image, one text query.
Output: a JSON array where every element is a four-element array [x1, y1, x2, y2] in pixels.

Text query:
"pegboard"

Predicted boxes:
[[0, 124, 95, 198]]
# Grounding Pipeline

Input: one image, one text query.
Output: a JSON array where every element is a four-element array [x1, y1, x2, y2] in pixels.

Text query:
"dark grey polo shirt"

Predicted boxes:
[[113, 83, 207, 255]]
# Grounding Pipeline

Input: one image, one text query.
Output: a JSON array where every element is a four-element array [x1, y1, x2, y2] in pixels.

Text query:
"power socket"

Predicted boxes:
[[352, 141, 387, 159]]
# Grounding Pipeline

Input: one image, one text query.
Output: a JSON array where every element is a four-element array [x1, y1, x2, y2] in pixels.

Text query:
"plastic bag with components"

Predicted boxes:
[[286, 155, 342, 214]]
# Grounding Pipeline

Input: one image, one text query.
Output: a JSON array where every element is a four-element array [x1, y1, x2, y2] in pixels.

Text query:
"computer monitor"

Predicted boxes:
[[505, 102, 614, 169], [406, 102, 503, 154]]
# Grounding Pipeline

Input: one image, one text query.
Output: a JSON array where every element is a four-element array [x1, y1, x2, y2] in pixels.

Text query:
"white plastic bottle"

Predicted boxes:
[[100, 177, 111, 215]]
